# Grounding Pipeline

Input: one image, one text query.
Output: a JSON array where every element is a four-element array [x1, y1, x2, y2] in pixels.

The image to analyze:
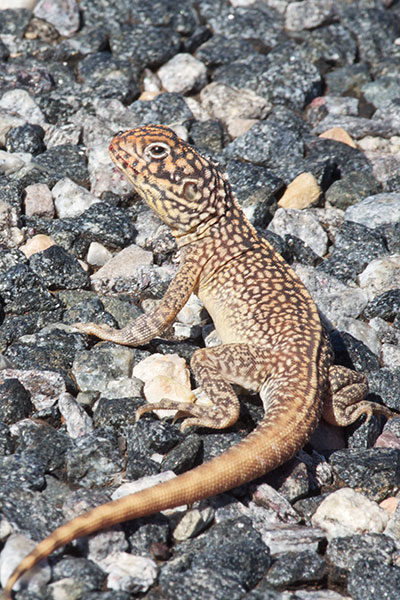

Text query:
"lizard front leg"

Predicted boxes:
[[74, 253, 202, 346]]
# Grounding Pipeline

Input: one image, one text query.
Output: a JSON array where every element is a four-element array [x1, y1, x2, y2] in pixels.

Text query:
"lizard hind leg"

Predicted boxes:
[[137, 344, 267, 432], [322, 364, 394, 426]]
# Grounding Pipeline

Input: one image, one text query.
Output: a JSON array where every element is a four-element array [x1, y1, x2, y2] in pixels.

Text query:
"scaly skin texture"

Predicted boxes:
[[4, 125, 394, 598]]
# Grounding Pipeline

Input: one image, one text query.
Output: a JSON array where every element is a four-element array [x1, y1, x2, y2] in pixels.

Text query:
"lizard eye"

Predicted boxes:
[[145, 142, 170, 160]]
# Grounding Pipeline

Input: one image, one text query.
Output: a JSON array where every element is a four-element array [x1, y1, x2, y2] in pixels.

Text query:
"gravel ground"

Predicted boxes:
[[1, 1, 400, 599]]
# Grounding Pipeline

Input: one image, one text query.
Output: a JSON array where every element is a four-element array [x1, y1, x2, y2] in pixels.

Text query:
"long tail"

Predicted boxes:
[[4, 389, 321, 598]]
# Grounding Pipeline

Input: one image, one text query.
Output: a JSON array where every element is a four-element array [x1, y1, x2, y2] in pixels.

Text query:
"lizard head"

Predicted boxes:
[[109, 124, 233, 240]]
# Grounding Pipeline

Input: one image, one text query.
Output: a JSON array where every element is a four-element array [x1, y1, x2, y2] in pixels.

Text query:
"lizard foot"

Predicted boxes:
[[136, 400, 228, 432]]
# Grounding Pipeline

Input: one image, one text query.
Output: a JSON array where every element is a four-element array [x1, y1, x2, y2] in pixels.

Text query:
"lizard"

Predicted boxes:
[[4, 124, 394, 598]]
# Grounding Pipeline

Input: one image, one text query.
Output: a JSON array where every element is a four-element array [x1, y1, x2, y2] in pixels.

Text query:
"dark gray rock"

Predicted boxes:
[[110, 24, 181, 70], [317, 221, 388, 283], [330, 330, 381, 373], [325, 63, 372, 97], [52, 557, 106, 591], [367, 368, 400, 413], [329, 447, 400, 501], [66, 427, 125, 488], [29, 245, 90, 290], [348, 558, 400, 600], [32, 144, 89, 188], [161, 433, 202, 475], [129, 93, 193, 127], [265, 550, 326, 588], [127, 514, 170, 558], [5, 124, 46, 156], [0, 263, 61, 315], [0, 422, 14, 456], [189, 120, 228, 153], [195, 35, 257, 68], [62, 297, 118, 329], [15, 420, 70, 473], [0, 8, 31, 36], [363, 290, 400, 321], [326, 533, 395, 586], [325, 170, 382, 210], [0, 378, 32, 425], [93, 397, 143, 430]]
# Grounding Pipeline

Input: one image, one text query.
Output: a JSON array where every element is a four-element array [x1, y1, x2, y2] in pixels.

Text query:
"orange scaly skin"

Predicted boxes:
[[4, 125, 393, 598]]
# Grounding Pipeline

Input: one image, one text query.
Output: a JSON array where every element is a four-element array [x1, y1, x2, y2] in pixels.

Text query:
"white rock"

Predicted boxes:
[[158, 53, 207, 95], [0, 90, 46, 126], [381, 343, 400, 370], [44, 123, 81, 148], [58, 392, 94, 439], [0, 518, 12, 542], [173, 507, 214, 541], [111, 472, 177, 500], [0, 0, 36, 7], [34, 0, 80, 37], [24, 183, 54, 218], [200, 82, 270, 125], [91, 244, 153, 284], [101, 376, 143, 399], [86, 241, 113, 267], [176, 294, 207, 326], [311, 488, 388, 539], [88, 143, 132, 198], [0, 149, 31, 175], [268, 207, 328, 257], [100, 552, 158, 593], [133, 353, 194, 418], [52, 177, 99, 218], [358, 255, 400, 298], [335, 317, 381, 356], [345, 193, 400, 227], [20, 234, 56, 258], [0, 534, 51, 594]]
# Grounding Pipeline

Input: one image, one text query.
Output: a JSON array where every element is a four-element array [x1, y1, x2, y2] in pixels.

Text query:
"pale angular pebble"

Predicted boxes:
[[358, 255, 400, 298], [374, 429, 400, 450], [173, 507, 215, 541], [0, 0, 36, 7], [278, 172, 321, 209], [0, 149, 31, 175], [100, 552, 158, 593], [251, 483, 301, 524], [0, 200, 22, 248], [384, 500, 400, 540], [380, 497, 400, 516], [133, 353, 194, 418], [0, 354, 15, 370], [203, 325, 222, 348], [268, 208, 328, 256], [318, 127, 357, 148], [111, 472, 177, 501], [91, 244, 153, 284], [101, 376, 143, 399], [158, 53, 207, 95], [44, 123, 81, 148], [34, 0, 80, 37], [0, 534, 51, 593], [200, 82, 270, 124], [257, 523, 326, 556], [0, 109, 25, 145], [176, 294, 207, 326], [142, 68, 162, 93], [345, 193, 400, 227], [46, 577, 83, 599], [86, 241, 113, 267], [20, 234, 55, 258], [285, 0, 335, 31], [381, 343, 400, 370], [52, 177, 99, 218], [0, 90, 46, 126], [335, 317, 381, 356], [311, 488, 388, 539], [88, 143, 132, 197], [369, 317, 400, 346], [226, 118, 259, 139], [0, 518, 12, 542], [58, 392, 94, 439], [24, 183, 54, 218], [1, 368, 66, 411], [184, 97, 210, 122]]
